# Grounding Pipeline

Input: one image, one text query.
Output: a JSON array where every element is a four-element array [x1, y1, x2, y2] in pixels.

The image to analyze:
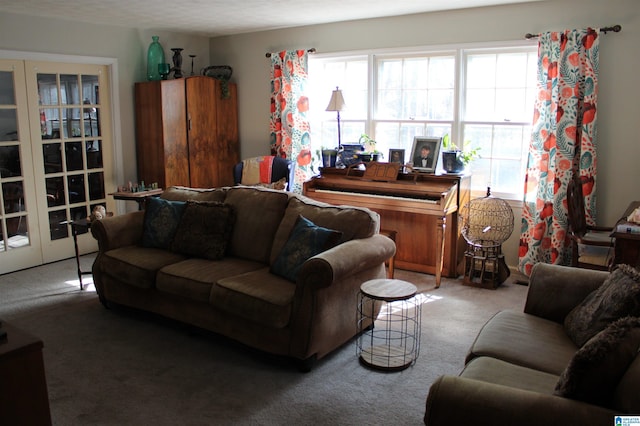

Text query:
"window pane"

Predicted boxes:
[[403, 58, 429, 89], [377, 89, 401, 119], [2, 182, 24, 213], [428, 57, 455, 88], [427, 89, 454, 120], [88, 171, 105, 200], [496, 88, 528, 121], [60, 74, 80, 105], [43, 143, 62, 173], [496, 53, 529, 88], [37, 74, 58, 105], [0, 145, 21, 177], [86, 140, 102, 169], [466, 89, 495, 120], [0, 71, 16, 105], [49, 209, 68, 240], [46, 177, 66, 207], [467, 54, 496, 88], [62, 108, 81, 138], [0, 110, 18, 141], [65, 141, 84, 171], [67, 174, 85, 204]]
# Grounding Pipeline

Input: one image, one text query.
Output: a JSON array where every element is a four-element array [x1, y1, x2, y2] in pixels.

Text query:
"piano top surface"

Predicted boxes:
[[305, 166, 464, 199]]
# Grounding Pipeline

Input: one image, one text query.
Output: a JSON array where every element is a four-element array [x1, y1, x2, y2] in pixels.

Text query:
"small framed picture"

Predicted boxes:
[[388, 149, 405, 165], [410, 136, 442, 172]]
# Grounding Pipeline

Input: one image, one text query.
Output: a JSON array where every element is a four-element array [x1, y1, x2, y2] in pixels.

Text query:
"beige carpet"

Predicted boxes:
[[0, 254, 528, 425]]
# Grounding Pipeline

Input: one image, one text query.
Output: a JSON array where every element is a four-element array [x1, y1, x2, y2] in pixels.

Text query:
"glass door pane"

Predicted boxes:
[[0, 60, 42, 273], [26, 61, 114, 264]]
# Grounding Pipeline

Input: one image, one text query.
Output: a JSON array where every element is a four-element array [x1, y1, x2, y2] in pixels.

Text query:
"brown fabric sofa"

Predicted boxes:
[[91, 186, 395, 369], [424, 263, 640, 425]]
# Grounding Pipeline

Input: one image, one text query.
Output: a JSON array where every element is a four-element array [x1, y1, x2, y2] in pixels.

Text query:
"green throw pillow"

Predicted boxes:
[[555, 316, 640, 407], [564, 264, 640, 347], [170, 201, 235, 260], [271, 215, 343, 282], [142, 197, 187, 249]]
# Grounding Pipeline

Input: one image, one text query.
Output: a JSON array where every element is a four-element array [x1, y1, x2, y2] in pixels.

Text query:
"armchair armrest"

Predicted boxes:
[[90, 211, 145, 252], [524, 263, 609, 323], [424, 376, 615, 426], [297, 234, 396, 289]]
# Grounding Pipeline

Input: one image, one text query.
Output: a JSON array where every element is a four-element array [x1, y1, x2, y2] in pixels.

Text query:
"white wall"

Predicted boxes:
[[209, 0, 640, 269], [0, 12, 211, 198]]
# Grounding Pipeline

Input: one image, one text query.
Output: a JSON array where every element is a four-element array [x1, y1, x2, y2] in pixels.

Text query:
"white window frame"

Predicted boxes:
[[309, 40, 537, 200]]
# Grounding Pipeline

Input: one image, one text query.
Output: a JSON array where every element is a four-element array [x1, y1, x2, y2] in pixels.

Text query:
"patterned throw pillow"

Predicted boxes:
[[170, 201, 235, 260], [564, 264, 640, 347], [141, 197, 187, 249], [555, 316, 640, 406], [271, 215, 343, 282]]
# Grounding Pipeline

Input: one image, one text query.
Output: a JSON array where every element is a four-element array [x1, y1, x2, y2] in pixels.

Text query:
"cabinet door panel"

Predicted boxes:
[[186, 76, 218, 188], [215, 82, 239, 187]]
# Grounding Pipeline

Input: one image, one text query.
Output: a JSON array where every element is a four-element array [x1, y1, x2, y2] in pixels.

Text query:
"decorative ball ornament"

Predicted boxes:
[[460, 187, 514, 247]]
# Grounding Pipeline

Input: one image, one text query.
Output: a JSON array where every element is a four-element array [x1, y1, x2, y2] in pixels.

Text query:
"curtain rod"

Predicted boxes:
[[265, 48, 316, 58], [525, 24, 621, 39]]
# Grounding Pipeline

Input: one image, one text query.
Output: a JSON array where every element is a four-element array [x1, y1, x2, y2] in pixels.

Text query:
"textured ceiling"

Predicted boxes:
[[0, 0, 542, 37]]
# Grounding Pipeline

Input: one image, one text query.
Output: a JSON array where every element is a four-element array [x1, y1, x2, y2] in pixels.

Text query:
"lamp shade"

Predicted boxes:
[[326, 87, 346, 112]]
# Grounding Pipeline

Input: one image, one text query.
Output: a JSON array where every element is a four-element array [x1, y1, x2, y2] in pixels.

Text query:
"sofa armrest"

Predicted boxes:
[[424, 376, 615, 426], [524, 263, 609, 323], [90, 211, 145, 252], [297, 234, 396, 289]]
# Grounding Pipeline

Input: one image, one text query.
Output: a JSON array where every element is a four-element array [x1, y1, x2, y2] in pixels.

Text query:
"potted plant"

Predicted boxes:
[[441, 133, 480, 173], [357, 134, 384, 162]]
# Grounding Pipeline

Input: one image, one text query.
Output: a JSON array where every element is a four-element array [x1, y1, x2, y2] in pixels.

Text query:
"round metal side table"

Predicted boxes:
[[356, 278, 421, 371]]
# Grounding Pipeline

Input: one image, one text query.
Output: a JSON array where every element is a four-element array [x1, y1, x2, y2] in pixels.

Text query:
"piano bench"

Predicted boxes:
[[380, 229, 397, 278]]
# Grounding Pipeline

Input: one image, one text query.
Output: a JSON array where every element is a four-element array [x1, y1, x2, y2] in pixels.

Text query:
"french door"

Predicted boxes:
[[0, 60, 115, 274]]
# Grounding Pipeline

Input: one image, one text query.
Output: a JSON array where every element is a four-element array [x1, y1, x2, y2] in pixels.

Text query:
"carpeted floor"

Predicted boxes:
[[0, 254, 529, 425]]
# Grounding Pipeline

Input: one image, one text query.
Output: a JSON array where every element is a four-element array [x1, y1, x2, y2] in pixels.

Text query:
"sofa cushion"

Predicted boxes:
[[100, 246, 187, 289], [160, 186, 227, 203], [613, 353, 640, 412], [141, 197, 187, 249], [212, 268, 296, 329], [461, 356, 559, 395], [170, 201, 235, 260], [555, 316, 640, 407], [271, 215, 343, 282], [270, 196, 379, 265], [156, 257, 265, 302], [466, 310, 578, 375], [224, 187, 290, 263], [564, 264, 640, 347]]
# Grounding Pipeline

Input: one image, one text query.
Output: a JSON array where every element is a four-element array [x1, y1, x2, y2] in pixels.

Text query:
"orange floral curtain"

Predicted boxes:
[[269, 50, 312, 193], [518, 28, 601, 275]]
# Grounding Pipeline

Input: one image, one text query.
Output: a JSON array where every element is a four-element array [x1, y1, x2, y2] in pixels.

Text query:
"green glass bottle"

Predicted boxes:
[[146, 36, 165, 81]]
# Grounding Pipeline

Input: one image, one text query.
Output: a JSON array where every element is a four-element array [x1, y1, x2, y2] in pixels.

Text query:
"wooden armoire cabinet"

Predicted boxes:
[[134, 76, 239, 189]]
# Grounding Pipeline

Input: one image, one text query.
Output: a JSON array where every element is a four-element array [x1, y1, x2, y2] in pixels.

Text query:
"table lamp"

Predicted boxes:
[[325, 87, 346, 150]]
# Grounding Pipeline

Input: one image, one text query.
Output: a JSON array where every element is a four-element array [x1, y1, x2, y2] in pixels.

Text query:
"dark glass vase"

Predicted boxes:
[[146, 36, 165, 81], [442, 151, 465, 173], [171, 48, 184, 79]]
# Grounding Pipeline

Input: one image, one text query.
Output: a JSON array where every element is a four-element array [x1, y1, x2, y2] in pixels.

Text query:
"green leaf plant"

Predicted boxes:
[[442, 133, 480, 165]]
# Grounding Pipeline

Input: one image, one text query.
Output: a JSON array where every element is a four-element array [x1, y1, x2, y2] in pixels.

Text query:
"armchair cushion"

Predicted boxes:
[[141, 197, 186, 249], [170, 201, 235, 260], [271, 215, 342, 282], [564, 264, 640, 346], [555, 316, 640, 407]]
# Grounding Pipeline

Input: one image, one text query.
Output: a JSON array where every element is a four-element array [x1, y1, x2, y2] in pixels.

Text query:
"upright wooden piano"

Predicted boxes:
[[303, 166, 470, 287]]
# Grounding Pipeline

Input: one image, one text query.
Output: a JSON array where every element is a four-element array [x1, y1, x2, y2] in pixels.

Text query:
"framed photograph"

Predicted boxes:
[[410, 136, 442, 172], [388, 149, 405, 165]]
